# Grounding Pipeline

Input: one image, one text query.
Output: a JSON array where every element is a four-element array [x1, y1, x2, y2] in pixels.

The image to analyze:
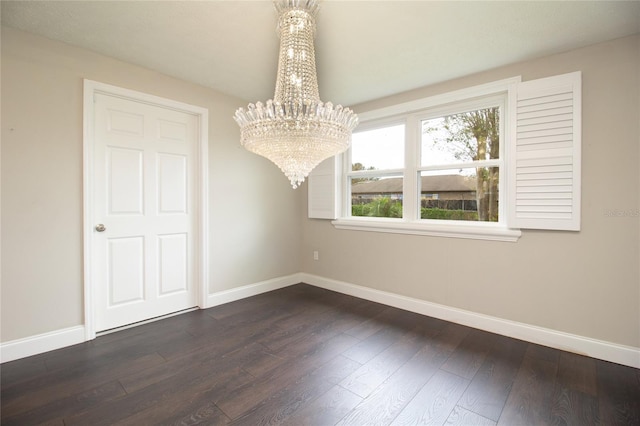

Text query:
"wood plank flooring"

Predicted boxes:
[[2, 283, 639, 425]]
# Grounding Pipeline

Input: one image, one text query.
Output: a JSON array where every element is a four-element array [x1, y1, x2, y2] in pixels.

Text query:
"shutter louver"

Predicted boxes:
[[509, 72, 581, 230], [308, 156, 341, 219]]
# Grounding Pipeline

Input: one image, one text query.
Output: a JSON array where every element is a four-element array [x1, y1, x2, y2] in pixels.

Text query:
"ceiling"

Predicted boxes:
[[2, 1, 639, 106]]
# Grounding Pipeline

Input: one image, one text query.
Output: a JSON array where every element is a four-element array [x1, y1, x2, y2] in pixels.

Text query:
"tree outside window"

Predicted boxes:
[[422, 107, 500, 222]]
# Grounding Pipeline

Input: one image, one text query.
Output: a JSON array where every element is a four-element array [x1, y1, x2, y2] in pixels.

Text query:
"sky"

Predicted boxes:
[[350, 120, 467, 174]]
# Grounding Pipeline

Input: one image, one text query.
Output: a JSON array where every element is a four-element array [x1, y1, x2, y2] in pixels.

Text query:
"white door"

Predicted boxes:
[[91, 92, 199, 332]]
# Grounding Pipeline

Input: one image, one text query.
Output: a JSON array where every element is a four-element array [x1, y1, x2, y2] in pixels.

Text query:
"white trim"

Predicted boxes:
[[84, 80, 211, 114], [340, 78, 520, 241], [357, 76, 522, 123], [198, 104, 210, 309], [4, 273, 639, 369], [82, 80, 209, 340], [1, 275, 301, 363], [0, 326, 85, 363], [332, 218, 522, 242], [205, 273, 302, 308], [300, 273, 640, 369]]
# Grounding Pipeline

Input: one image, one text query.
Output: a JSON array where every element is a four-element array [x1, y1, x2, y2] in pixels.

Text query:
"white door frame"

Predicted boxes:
[[82, 80, 209, 340]]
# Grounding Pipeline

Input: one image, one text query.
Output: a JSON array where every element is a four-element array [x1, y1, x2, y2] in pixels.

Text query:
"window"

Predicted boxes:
[[421, 106, 502, 223], [343, 92, 510, 233], [350, 124, 405, 219], [309, 73, 581, 241]]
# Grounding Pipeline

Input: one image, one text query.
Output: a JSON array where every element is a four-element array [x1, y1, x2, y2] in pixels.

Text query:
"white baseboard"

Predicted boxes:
[[0, 275, 302, 363], [205, 273, 302, 308], [1, 325, 86, 364], [4, 273, 638, 369], [300, 273, 640, 369]]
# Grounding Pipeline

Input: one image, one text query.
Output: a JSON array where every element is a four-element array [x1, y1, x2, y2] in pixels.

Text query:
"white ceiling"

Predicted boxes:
[[2, 1, 639, 106]]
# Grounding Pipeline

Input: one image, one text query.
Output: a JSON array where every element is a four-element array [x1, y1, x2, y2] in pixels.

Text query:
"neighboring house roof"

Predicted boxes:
[[352, 174, 476, 194]]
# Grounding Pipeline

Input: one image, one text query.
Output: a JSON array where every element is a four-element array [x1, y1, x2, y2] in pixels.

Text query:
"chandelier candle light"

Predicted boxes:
[[234, 0, 358, 188]]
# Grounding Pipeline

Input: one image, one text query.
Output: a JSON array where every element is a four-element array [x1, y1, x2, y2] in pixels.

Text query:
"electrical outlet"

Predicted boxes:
[[313, 250, 319, 261]]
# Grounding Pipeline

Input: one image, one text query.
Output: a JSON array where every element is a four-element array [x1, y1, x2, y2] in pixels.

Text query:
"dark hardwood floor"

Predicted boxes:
[[2, 283, 639, 425]]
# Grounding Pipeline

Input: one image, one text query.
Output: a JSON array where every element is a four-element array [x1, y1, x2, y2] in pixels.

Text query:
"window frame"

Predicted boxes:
[[415, 94, 505, 224], [334, 77, 523, 242], [346, 118, 407, 220]]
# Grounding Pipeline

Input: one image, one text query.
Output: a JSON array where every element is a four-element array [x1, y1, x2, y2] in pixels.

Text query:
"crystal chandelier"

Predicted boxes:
[[234, 0, 358, 188]]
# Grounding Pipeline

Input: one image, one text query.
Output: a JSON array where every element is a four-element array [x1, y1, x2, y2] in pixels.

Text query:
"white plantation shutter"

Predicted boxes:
[[308, 155, 341, 219], [509, 72, 581, 231]]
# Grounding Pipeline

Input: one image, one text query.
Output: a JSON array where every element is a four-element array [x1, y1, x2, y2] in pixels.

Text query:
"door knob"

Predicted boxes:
[[95, 224, 106, 232]]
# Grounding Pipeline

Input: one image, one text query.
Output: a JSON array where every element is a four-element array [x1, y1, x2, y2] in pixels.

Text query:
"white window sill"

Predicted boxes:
[[332, 218, 522, 242]]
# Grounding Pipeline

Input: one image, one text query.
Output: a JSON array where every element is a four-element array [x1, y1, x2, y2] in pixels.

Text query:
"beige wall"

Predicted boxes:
[[2, 26, 638, 353], [302, 35, 640, 349], [1, 27, 303, 342]]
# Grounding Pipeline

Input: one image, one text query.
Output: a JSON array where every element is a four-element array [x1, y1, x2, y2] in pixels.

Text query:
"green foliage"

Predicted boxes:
[[352, 199, 478, 221], [422, 107, 500, 221], [420, 208, 478, 221], [352, 197, 402, 218]]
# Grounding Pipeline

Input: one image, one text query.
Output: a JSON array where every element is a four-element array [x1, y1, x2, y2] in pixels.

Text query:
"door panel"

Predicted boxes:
[[107, 109, 144, 136], [158, 118, 188, 142], [108, 147, 144, 215], [158, 233, 188, 295], [108, 236, 145, 305], [157, 153, 187, 213], [92, 93, 198, 331]]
